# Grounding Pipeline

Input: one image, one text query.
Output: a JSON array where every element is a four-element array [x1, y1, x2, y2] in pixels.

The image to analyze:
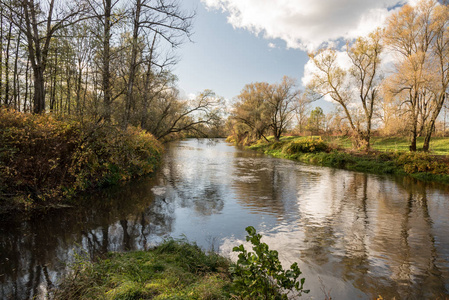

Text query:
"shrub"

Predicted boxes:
[[395, 152, 449, 175], [283, 138, 329, 154], [0, 108, 162, 209], [230, 226, 308, 299], [69, 123, 162, 191]]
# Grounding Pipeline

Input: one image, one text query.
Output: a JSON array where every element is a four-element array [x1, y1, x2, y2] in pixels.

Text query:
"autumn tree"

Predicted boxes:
[[265, 76, 299, 141], [308, 30, 383, 150], [384, 0, 449, 151], [146, 89, 223, 140], [231, 82, 271, 142], [230, 77, 299, 143], [294, 93, 312, 135]]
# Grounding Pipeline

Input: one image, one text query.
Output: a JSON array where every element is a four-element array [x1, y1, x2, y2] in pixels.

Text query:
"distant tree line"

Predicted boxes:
[[0, 0, 224, 140], [229, 0, 449, 151]]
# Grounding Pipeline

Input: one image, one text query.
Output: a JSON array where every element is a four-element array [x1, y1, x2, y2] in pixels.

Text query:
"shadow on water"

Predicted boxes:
[[1, 139, 449, 299], [0, 176, 176, 299]]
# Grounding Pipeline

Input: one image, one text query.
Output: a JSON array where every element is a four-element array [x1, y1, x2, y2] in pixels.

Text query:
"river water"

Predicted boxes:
[[1, 139, 449, 299]]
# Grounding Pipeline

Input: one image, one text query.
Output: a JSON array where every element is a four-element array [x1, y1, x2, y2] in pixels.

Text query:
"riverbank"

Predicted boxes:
[[246, 136, 449, 185], [53, 227, 308, 299], [53, 239, 233, 299], [0, 108, 163, 213]]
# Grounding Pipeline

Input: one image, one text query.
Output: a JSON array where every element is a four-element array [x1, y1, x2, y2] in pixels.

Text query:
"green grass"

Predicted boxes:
[[320, 136, 449, 155], [54, 239, 232, 300]]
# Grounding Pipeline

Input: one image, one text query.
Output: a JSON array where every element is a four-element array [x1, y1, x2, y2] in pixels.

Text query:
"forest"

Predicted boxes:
[[0, 0, 223, 138]]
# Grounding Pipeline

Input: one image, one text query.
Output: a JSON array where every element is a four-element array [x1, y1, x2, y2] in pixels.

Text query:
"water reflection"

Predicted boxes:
[[1, 139, 449, 299]]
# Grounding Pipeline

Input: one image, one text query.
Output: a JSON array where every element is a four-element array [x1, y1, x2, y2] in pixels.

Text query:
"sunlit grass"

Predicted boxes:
[[320, 136, 449, 155]]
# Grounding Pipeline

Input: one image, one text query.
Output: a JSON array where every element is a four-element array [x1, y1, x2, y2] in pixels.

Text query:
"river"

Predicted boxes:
[[1, 139, 449, 299]]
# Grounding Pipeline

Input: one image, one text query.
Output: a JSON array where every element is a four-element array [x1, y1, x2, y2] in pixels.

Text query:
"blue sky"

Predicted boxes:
[[174, 0, 412, 109], [175, 0, 308, 103]]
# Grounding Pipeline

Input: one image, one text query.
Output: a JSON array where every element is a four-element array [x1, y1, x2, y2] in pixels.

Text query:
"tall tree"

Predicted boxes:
[[2, 0, 88, 113], [295, 93, 312, 135], [265, 76, 299, 141], [232, 82, 271, 142], [347, 29, 383, 149], [122, 0, 193, 128], [308, 30, 383, 150], [307, 106, 325, 135], [384, 0, 449, 151]]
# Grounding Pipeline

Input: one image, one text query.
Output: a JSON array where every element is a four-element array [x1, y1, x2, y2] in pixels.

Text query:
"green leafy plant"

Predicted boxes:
[[230, 226, 309, 299]]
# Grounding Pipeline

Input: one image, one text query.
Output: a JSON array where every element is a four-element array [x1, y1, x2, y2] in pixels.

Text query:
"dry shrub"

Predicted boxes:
[[0, 108, 162, 208]]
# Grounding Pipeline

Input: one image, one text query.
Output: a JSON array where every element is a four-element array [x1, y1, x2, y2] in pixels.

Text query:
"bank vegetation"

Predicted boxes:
[[247, 136, 449, 185], [53, 227, 308, 300], [0, 107, 163, 212]]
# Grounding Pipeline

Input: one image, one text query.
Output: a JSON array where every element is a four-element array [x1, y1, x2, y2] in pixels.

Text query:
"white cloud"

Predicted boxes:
[[187, 93, 197, 100], [302, 49, 353, 102], [302, 49, 351, 87], [268, 42, 276, 49], [202, 0, 413, 52]]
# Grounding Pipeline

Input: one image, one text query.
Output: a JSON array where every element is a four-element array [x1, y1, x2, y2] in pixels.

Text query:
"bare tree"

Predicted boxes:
[[122, 0, 194, 129], [308, 30, 383, 150], [295, 93, 312, 135], [2, 0, 89, 113], [147, 89, 223, 141], [265, 76, 299, 141], [384, 0, 449, 151]]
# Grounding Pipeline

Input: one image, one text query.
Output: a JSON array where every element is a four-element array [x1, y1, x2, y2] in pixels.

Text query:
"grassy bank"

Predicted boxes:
[[247, 136, 449, 185], [0, 108, 163, 212], [54, 227, 308, 299], [54, 240, 232, 300]]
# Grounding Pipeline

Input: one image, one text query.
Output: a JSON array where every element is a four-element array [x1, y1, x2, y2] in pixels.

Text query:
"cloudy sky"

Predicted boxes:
[[175, 0, 414, 107]]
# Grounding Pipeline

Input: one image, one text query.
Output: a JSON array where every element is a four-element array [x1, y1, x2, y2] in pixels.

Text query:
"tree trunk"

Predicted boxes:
[[76, 67, 82, 116], [0, 9, 3, 104], [409, 126, 417, 152], [24, 58, 30, 112], [13, 26, 22, 110], [422, 126, 433, 152], [4, 22, 12, 106], [32, 67, 46, 114], [102, 0, 112, 122], [140, 33, 157, 128], [123, 0, 141, 129], [49, 49, 58, 111], [66, 66, 72, 115]]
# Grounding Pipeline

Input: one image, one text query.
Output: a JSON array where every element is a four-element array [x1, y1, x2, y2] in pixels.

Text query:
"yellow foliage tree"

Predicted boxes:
[[384, 0, 449, 151]]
